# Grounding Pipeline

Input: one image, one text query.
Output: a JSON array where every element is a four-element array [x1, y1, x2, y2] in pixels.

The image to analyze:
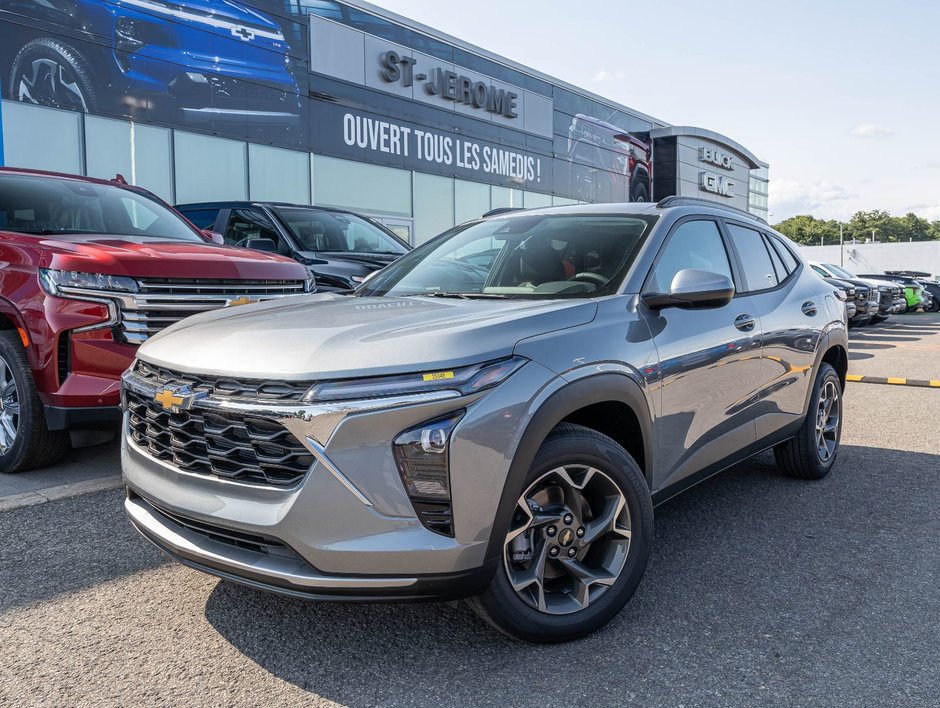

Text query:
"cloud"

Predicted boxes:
[[769, 179, 858, 221], [849, 124, 894, 138], [590, 68, 625, 83]]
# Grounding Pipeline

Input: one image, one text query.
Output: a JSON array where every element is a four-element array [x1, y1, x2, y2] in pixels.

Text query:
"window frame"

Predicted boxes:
[[719, 218, 800, 295], [641, 215, 742, 297]]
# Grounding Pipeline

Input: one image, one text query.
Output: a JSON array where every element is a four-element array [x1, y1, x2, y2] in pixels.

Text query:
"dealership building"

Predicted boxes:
[[0, 0, 768, 243]]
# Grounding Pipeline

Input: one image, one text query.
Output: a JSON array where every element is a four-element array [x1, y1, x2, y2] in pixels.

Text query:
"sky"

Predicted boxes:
[[375, 0, 940, 223]]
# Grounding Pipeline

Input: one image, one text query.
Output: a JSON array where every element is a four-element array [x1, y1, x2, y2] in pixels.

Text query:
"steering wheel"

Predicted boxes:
[[570, 272, 607, 286]]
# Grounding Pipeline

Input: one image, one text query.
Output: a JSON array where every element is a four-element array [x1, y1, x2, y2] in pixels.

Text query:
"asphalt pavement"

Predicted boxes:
[[0, 313, 938, 706]]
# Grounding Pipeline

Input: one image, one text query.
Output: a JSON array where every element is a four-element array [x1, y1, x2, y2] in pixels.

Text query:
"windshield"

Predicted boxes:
[[358, 213, 657, 299], [825, 263, 856, 279], [0, 174, 203, 241], [274, 207, 407, 255]]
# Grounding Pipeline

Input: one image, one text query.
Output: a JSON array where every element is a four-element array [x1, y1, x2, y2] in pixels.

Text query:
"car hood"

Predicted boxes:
[[138, 294, 598, 380], [35, 234, 309, 280]]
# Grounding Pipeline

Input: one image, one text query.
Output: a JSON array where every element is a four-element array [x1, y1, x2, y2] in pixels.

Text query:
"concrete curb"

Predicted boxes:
[[0, 476, 123, 513]]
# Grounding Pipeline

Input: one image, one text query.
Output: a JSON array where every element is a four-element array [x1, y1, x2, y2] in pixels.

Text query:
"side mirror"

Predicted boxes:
[[244, 238, 277, 253], [642, 269, 735, 310], [203, 229, 224, 245]]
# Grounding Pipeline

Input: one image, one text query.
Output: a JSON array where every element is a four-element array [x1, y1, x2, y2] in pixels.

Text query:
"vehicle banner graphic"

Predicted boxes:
[[0, 0, 655, 200]]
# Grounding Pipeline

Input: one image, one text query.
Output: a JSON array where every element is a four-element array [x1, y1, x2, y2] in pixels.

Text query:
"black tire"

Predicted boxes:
[[774, 363, 842, 480], [870, 314, 886, 323], [630, 179, 649, 203], [467, 423, 653, 643], [9, 38, 97, 112], [926, 299, 939, 313], [0, 331, 70, 474]]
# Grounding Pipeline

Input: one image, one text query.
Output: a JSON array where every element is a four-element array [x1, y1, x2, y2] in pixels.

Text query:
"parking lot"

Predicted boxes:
[[1, 314, 938, 707]]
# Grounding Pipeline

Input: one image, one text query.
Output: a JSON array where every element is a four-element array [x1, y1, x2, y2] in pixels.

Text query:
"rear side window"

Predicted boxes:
[[648, 219, 733, 293], [178, 208, 219, 230], [726, 223, 777, 292], [767, 234, 799, 274]]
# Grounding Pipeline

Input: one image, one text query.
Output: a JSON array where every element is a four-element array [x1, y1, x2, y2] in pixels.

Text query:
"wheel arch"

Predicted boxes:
[[483, 373, 654, 564]]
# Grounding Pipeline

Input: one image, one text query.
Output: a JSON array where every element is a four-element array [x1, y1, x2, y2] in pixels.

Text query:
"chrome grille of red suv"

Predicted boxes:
[[116, 278, 307, 344]]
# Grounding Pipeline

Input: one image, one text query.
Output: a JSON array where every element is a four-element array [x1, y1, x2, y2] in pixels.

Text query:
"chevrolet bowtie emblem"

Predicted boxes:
[[225, 295, 257, 307], [154, 385, 205, 413]]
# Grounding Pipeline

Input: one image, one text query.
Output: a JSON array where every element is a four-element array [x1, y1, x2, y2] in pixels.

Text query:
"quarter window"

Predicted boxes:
[[726, 223, 778, 292], [767, 234, 799, 274], [648, 219, 733, 294]]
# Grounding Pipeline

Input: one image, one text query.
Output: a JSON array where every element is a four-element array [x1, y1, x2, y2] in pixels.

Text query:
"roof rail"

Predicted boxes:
[[655, 196, 767, 225], [482, 207, 527, 218]]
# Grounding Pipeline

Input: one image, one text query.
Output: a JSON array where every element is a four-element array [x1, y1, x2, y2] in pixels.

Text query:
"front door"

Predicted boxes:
[[642, 218, 762, 491]]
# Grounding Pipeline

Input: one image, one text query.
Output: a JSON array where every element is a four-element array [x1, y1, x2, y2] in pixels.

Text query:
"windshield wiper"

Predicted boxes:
[[417, 291, 509, 299]]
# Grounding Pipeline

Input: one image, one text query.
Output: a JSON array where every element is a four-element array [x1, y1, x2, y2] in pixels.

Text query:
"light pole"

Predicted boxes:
[[840, 223, 844, 266]]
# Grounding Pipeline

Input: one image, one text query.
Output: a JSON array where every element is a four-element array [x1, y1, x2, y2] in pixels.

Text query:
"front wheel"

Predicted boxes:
[[0, 331, 70, 473], [467, 424, 653, 643], [774, 363, 842, 480], [9, 38, 97, 112]]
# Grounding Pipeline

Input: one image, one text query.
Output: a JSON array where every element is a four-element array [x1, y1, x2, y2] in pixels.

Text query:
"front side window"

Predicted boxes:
[[0, 174, 202, 241], [727, 223, 778, 292], [359, 214, 657, 299], [274, 207, 408, 255], [647, 219, 732, 294]]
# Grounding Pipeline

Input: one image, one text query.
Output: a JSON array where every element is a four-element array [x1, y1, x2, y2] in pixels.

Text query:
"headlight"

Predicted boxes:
[[39, 269, 139, 295], [304, 356, 527, 402], [303, 275, 317, 293]]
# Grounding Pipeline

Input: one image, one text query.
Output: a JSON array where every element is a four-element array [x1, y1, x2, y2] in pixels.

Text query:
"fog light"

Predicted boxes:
[[394, 412, 464, 536]]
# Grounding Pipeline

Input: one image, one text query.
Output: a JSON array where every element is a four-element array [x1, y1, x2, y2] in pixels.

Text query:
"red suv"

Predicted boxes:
[[0, 167, 313, 473]]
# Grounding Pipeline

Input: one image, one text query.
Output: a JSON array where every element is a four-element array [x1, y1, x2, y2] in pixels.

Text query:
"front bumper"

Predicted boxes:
[[120, 361, 556, 598]]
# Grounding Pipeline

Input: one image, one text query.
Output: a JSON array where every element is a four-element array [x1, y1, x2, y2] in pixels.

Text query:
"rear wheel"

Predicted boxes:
[[468, 424, 653, 643], [0, 331, 70, 474], [774, 363, 842, 480], [9, 38, 97, 112]]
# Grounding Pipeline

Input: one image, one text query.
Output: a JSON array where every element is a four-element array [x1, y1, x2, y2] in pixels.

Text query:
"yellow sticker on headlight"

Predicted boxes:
[[423, 371, 455, 381]]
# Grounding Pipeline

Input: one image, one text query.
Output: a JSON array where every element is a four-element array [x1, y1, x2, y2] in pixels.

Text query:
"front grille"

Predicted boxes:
[[135, 360, 313, 402], [140, 495, 300, 559], [117, 278, 307, 344], [126, 389, 314, 486]]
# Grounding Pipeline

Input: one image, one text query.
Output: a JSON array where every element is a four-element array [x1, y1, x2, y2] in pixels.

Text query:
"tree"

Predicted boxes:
[[773, 215, 841, 245]]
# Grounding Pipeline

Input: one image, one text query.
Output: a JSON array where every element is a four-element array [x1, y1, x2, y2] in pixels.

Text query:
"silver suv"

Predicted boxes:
[[121, 198, 849, 643]]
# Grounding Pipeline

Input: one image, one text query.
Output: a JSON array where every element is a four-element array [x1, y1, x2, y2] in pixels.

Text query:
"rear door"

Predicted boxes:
[[723, 221, 819, 440], [644, 217, 762, 491]]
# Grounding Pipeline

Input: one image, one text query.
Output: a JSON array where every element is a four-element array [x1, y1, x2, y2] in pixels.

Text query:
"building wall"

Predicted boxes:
[[798, 242, 940, 279]]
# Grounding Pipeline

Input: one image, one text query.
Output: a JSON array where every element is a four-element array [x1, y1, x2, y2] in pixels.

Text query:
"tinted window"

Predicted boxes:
[[727, 224, 777, 292], [225, 209, 290, 256], [762, 233, 788, 282], [648, 220, 732, 293], [178, 209, 219, 230], [768, 234, 799, 273], [0, 174, 201, 241], [360, 214, 657, 299], [275, 208, 407, 255]]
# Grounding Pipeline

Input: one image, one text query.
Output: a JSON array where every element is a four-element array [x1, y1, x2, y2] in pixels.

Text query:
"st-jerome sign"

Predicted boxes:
[[379, 50, 518, 118]]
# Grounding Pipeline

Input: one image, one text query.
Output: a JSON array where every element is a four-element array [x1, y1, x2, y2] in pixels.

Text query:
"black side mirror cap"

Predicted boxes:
[[244, 238, 277, 253]]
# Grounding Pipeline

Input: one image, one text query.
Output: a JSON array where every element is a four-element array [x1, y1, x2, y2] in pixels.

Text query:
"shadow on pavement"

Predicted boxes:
[[0, 488, 168, 613], [203, 445, 940, 706]]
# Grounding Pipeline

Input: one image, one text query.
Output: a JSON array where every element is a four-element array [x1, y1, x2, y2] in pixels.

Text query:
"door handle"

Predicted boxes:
[[801, 301, 817, 316], [734, 314, 755, 332]]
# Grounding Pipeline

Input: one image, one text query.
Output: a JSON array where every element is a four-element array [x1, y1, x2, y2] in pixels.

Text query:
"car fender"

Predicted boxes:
[[799, 324, 848, 418], [482, 371, 654, 565]]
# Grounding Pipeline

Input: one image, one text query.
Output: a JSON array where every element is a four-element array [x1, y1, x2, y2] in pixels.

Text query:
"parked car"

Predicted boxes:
[[858, 273, 927, 312], [0, 167, 312, 473], [810, 263, 904, 322], [884, 271, 940, 312], [122, 197, 849, 643], [175, 202, 410, 291], [823, 277, 857, 322], [2, 0, 301, 131]]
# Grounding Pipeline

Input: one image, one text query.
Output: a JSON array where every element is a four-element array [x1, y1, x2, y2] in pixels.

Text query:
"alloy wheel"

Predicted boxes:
[[16, 58, 89, 112], [0, 355, 20, 455], [503, 464, 632, 615], [815, 379, 840, 462]]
